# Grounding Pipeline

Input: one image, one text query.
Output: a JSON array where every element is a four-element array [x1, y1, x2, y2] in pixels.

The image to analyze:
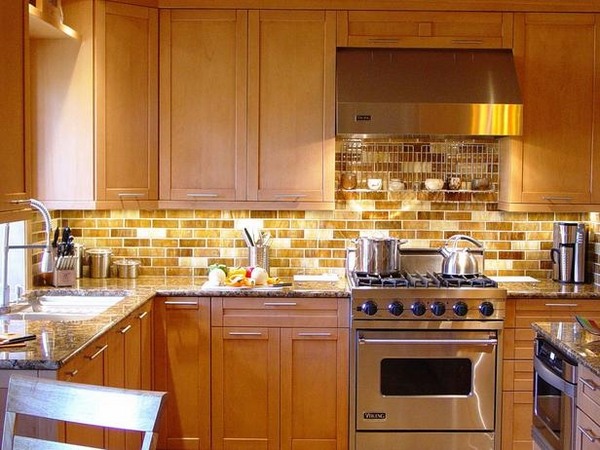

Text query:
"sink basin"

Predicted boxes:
[[1, 294, 126, 322]]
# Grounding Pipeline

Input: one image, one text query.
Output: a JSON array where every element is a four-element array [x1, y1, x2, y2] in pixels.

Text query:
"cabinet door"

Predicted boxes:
[[0, 0, 29, 211], [211, 327, 280, 450], [154, 297, 211, 450], [59, 338, 109, 448], [247, 10, 335, 204], [280, 328, 348, 450], [337, 11, 513, 48], [160, 10, 247, 202], [96, 1, 158, 203], [500, 14, 600, 211]]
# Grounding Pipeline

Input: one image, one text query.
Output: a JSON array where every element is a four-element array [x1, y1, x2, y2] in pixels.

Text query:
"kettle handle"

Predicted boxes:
[[550, 247, 559, 264], [446, 234, 483, 249]]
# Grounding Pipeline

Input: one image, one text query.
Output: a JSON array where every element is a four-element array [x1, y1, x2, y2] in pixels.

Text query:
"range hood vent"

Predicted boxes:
[[336, 48, 523, 137]]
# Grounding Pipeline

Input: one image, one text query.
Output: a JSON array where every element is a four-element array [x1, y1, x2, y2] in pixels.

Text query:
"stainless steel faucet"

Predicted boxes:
[[2, 199, 55, 314]]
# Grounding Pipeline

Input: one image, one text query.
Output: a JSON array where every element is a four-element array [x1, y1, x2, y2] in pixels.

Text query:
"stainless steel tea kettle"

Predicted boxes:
[[440, 235, 484, 276]]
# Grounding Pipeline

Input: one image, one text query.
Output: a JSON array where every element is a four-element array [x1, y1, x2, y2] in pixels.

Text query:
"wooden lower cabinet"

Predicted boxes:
[[153, 297, 211, 450], [502, 298, 600, 450], [575, 365, 600, 450], [211, 297, 349, 450]]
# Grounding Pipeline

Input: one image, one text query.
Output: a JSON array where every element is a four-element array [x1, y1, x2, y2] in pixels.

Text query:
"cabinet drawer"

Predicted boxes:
[[503, 359, 533, 392], [212, 297, 349, 328], [338, 11, 512, 48], [576, 408, 600, 449], [578, 365, 600, 419]]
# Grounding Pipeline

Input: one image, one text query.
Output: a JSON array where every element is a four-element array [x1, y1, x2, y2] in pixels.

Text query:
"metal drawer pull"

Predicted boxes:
[[545, 303, 578, 307], [359, 338, 497, 345], [263, 302, 298, 307], [86, 344, 108, 361], [578, 426, 600, 442], [164, 301, 198, 306], [368, 38, 400, 43], [138, 311, 148, 320], [66, 369, 79, 377], [542, 196, 573, 201], [120, 324, 132, 334], [580, 378, 599, 391], [118, 193, 144, 198], [298, 332, 332, 337], [228, 332, 262, 336], [186, 193, 219, 198]]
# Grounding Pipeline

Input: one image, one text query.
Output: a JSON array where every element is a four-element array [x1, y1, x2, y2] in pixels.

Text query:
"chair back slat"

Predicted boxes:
[[1, 375, 166, 450]]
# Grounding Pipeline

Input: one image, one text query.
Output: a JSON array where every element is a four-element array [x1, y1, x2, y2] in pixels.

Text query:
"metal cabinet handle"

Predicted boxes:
[[450, 39, 484, 45], [228, 332, 263, 336], [578, 426, 600, 442], [298, 332, 332, 337], [368, 38, 400, 43], [118, 193, 144, 198], [580, 378, 599, 391], [187, 193, 218, 198], [263, 302, 298, 307], [66, 369, 79, 377], [545, 303, 578, 307], [164, 301, 198, 306], [542, 196, 573, 201], [120, 324, 132, 334], [138, 311, 148, 320], [86, 344, 108, 361], [274, 194, 307, 199]]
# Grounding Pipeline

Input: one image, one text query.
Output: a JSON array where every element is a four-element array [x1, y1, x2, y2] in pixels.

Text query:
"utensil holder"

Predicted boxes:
[[248, 245, 270, 272]]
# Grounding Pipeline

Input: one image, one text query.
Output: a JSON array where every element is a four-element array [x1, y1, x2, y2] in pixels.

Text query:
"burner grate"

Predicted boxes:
[[351, 270, 497, 288]]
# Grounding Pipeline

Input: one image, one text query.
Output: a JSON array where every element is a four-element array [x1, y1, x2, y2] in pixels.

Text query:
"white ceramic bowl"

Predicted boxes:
[[424, 178, 444, 190], [367, 178, 383, 190]]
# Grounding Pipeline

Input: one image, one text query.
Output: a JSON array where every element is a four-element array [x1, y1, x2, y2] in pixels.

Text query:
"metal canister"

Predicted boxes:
[[114, 259, 140, 279], [87, 248, 112, 278]]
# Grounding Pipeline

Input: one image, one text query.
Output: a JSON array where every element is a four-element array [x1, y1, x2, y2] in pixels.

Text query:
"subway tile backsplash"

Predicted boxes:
[[32, 200, 593, 281]]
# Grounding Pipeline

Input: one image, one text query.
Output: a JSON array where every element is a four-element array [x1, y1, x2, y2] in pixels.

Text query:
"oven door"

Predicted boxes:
[[532, 356, 577, 450], [355, 329, 497, 431]]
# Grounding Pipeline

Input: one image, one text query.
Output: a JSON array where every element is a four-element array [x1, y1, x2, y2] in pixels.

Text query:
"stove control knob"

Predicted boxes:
[[430, 301, 446, 316], [388, 301, 404, 316], [453, 301, 469, 317], [479, 301, 494, 317], [411, 301, 426, 317], [361, 300, 378, 316]]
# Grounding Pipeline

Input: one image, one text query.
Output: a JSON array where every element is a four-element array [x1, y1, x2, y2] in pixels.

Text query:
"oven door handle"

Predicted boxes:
[[534, 356, 577, 398], [358, 337, 497, 345]]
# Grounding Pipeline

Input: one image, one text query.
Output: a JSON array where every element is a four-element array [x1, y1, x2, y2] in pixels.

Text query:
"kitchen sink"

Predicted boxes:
[[0, 294, 126, 322]]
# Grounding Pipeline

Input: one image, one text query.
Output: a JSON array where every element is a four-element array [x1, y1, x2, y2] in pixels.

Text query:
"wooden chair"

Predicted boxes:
[[1, 375, 167, 450]]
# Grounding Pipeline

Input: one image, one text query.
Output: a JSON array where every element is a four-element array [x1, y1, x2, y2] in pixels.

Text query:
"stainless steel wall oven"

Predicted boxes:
[[348, 248, 506, 450], [532, 336, 578, 450]]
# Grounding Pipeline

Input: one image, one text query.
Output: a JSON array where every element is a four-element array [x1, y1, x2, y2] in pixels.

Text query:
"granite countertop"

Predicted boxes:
[[532, 321, 600, 377], [0, 276, 349, 370], [499, 279, 600, 299], [3, 274, 600, 371]]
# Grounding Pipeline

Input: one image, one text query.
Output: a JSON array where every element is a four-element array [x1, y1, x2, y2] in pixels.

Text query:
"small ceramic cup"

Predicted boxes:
[[388, 178, 405, 191], [367, 178, 383, 190]]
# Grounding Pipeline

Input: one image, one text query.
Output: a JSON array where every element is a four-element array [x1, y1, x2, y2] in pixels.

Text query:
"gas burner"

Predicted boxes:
[[354, 272, 409, 287], [436, 273, 498, 288]]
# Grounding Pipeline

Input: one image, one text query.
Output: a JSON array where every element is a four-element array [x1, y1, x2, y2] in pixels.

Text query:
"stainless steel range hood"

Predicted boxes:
[[336, 48, 523, 137]]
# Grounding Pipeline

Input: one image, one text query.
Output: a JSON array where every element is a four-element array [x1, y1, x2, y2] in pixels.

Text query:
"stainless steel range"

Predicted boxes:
[[349, 248, 506, 450]]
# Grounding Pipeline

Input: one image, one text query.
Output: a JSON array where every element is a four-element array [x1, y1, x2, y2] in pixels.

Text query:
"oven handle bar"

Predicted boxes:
[[358, 337, 497, 345], [534, 356, 577, 397]]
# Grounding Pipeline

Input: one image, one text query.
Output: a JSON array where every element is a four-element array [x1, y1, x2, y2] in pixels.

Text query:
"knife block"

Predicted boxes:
[[52, 269, 76, 287]]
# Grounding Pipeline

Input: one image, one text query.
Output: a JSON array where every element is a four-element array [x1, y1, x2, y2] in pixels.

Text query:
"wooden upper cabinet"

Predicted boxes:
[[0, 0, 30, 212], [247, 10, 336, 204], [337, 11, 513, 48], [499, 13, 600, 211], [96, 1, 158, 203], [32, 0, 158, 209], [159, 10, 247, 203]]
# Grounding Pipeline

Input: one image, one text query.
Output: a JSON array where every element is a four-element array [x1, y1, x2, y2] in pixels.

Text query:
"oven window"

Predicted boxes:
[[534, 374, 561, 434], [380, 358, 472, 396]]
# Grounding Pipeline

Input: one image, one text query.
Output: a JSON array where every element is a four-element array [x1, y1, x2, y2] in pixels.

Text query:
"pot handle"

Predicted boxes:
[[446, 234, 483, 249]]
